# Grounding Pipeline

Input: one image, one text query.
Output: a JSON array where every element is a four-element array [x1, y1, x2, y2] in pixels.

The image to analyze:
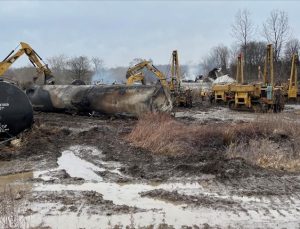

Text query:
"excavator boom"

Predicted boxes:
[[126, 60, 168, 87], [0, 42, 54, 84]]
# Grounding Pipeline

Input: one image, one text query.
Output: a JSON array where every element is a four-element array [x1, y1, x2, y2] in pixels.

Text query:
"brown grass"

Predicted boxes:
[[125, 113, 224, 155], [0, 185, 28, 229], [226, 116, 300, 171], [126, 113, 300, 170], [226, 138, 300, 171]]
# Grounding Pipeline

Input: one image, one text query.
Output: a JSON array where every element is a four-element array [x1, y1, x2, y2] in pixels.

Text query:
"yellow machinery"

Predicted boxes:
[[126, 60, 168, 87], [287, 54, 299, 101], [229, 44, 285, 112], [0, 42, 54, 84], [170, 50, 192, 107], [210, 54, 244, 104], [211, 84, 233, 104], [126, 50, 192, 107]]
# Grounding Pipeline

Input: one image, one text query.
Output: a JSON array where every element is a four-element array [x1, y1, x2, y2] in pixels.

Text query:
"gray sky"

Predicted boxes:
[[1, 0, 300, 68]]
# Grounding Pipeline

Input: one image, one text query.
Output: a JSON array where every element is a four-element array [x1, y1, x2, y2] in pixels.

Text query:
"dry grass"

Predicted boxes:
[[226, 138, 300, 171], [226, 116, 300, 171], [126, 113, 300, 170], [125, 113, 224, 155], [0, 185, 28, 229]]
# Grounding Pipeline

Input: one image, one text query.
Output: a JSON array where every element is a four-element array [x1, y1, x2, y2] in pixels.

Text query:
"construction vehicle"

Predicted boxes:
[[228, 44, 285, 112], [0, 42, 54, 84], [169, 50, 192, 107], [210, 59, 240, 105], [286, 53, 299, 102], [211, 84, 233, 104], [126, 51, 192, 107], [126, 60, 168, 87]]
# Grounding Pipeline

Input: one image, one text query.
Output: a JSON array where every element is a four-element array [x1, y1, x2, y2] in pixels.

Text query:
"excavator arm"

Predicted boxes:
[[0, 42, 54, 84], [126, 60, 168, 87], [126, 72, 145, 85]]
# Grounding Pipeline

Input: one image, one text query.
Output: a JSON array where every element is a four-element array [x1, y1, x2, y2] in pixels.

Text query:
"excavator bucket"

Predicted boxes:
[[26, 84, 173, 117], [0, 81, 33, 139]]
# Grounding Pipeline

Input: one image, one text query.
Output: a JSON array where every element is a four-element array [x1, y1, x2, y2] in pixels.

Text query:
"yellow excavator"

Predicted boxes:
[[126, 60, 168, 87], [0, 42, 54, 84], [126, 51, 192, 107]]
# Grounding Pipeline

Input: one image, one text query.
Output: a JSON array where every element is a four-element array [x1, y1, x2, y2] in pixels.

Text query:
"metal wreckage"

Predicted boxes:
[[26, 84, 173, 116]]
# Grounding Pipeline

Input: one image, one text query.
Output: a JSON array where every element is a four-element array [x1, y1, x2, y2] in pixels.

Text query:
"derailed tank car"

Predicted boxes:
[[26, 84, 173, 117], [0, 81, 33, 139]]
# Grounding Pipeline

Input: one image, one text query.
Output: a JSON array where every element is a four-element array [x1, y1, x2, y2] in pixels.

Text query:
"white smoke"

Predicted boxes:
[[183, 64, 202, 81]]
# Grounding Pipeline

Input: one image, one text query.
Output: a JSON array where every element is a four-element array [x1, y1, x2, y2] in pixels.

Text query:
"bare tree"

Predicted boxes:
[[67, 56, 91, 82], [200, 44, 230, 75], [47, 54, 69, 84], [91, 57, 104, 82], [213, 45, 230, 72], [231, 9, 254, 71], [284, 38, 300, 60], [262, 9, 290, 62], [47, 54, 68, 72]]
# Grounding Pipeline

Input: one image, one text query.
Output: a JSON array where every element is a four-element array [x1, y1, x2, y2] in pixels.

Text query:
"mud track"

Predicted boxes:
[[0, 107, 300, 228]]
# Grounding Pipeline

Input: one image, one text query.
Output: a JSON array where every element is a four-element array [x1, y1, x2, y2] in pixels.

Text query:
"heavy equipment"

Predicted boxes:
[[228, 44, 285, 112], [169, 50, 192, 107], [286, 53, 299, 102], [126, 51, 192, 107], [0, 42, 54, 84], [211, 84, 233, 104], [126, 60, 168, 87], [210, 57, 241, 105]]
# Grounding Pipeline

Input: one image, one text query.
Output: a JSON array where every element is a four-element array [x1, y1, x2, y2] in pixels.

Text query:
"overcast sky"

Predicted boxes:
[[1, 0, 300, 68]]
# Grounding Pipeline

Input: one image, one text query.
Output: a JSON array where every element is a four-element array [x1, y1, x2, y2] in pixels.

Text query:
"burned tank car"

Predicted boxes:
[[26, 84, 173, 117], [0, 81, 33, 139]]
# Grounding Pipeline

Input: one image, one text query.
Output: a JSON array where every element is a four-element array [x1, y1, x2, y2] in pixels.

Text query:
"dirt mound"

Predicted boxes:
[[29, 190, 141, 215]]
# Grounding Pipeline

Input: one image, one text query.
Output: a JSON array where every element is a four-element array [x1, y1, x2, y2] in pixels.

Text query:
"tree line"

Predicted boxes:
[[200, 9, 299, 83], [6, 8, 299, 85]]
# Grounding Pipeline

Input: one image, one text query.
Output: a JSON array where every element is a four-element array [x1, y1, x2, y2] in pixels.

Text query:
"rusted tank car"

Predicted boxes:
[[26, 84, 172, 117]]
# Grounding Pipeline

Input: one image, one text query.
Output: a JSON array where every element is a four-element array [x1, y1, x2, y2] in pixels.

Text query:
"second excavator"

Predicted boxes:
[[126, 50, 192, 107]]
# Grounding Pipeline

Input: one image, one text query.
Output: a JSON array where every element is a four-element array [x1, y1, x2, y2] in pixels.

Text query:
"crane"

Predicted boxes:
[[126, 51, 192, 107], [0, 42, 54, 84]]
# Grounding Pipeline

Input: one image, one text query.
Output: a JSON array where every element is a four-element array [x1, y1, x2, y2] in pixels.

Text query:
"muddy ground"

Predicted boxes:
[[1, 105, 300, 228]]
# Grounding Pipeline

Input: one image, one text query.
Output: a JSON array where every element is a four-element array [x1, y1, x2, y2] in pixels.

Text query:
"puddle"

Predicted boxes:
[[35, 145, 123, 182], [0, 171, 33, 192], [57, 149, 105, 182], [176, 107, 256, 122], [6, 145, 300, 228]]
